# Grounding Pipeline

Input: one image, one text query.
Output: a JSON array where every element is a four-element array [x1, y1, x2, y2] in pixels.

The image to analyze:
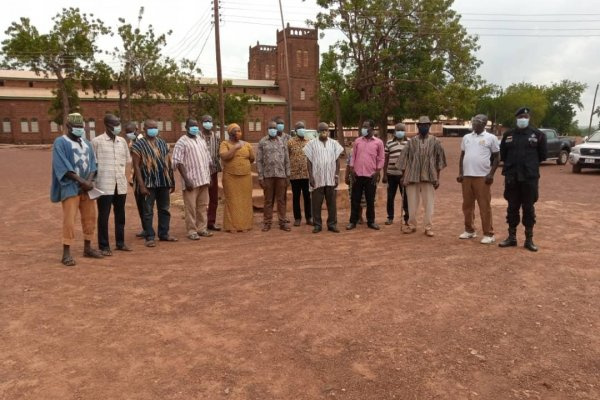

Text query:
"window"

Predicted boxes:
[[20, 118, 29, 133], [157, 120, 164, 131], [248, 121, 255, 132], [50, 121, 59, 132], [255, 120, 261, 132], [0, 80, 5, 87], [243, 88, 247, 94], [2, 118, 11, 133], [28, 81, 34, 88], [88, 118, 95, 138], [300, 88, 306, 101], [165, 121, 172, 131], [181, 122, 186, 132], [303, 50, 309, 67], [271, 65, 276, 79], [265, 64, 270, 79], [31, 118, 39, 133], [296, 50, 302, 68]]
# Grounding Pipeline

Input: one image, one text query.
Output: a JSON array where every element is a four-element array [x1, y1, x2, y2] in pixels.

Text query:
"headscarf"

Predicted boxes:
[[227, 123, 241, 138]]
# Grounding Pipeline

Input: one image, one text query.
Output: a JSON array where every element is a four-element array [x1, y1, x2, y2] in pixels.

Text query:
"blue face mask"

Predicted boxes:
[[296, 128, 306, 137], [361, 128, 369, 137], [516, 118, 529, 129], [72, 127, 85, 137], [147, 128, 159, 137], [276, 123, 284, 132], [268, 128, 278, 137], [188, 126, 200, 135], [418, 125, 430, 135], [202, 121, 213, 130], [395, 130, 405, 139], [112, 125, 122, 135], [126, 133, 136, 141]]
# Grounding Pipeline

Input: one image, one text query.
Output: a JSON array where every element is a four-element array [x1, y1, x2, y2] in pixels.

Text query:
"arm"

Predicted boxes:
[[486, 152, 500, 184], [219, 141, 241, 161], [382, 145, 390, 183], [335, 158, 341, 187], [256, 141, 264, 187], [248, 144, 255, 163], [457, 151, 465, 182], [132, 153, 149, 196], [307, 159, 315, 188], [284, 143, 290, 178], [538, 130, 548, 162]]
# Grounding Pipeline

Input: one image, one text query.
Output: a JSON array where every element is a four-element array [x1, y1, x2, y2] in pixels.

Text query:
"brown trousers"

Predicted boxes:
[[62, 193, 96, 246], [461, 177, 494, 236], [262, 177, 287, 226], [182, 185, 209, 235]]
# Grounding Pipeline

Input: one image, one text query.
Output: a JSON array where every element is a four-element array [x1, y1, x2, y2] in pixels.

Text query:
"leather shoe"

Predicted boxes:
[[306, 218, 313, 226], [312, 226, 322, 234], [328, 226, 340, 233], [293, 219, 301, 227], [207, 224, 221, 231], [384, 218, 393, 225], [346, 223, 357, 230], [280, 224, 291, 232], [367, 223, 380, 230]]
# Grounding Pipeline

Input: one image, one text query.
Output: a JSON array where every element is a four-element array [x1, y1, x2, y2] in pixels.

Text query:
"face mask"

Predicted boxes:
[[395, 131, 405, 139], [147, 128, 159, 137], [268, 128, 278, 137], [188, 126, 200, 135], [126, 133, 136, 141], [319, 131, 328, 141], [361, 128, 369, 137], [202, 121, 213, 130], [296, 128, 306, 137], [276, 123, 284, 133], [418, 125, 429, 135], [112, 125, 122, 135], [72, 127, 85, 137], [516, 118, 529, 129]]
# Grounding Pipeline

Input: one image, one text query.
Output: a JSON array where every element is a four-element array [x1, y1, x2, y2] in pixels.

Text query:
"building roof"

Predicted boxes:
[[0, 70, 57, 80]]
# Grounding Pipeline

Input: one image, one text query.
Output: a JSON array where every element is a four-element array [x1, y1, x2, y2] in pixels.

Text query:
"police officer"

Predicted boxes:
[[498, 107, 547, 251]]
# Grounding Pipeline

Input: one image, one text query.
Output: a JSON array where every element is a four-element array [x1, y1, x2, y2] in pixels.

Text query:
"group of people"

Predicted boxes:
[[51, 107, 547, 266]]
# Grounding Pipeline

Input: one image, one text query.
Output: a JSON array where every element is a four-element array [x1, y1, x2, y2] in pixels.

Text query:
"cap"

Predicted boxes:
[[66, 113, 84, 125], [417, 116, 431, 124], [515, 107, 530, 116]]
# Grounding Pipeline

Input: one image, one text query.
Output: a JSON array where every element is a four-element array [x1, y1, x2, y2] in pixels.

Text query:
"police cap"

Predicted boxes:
[[515, 107, 531, 116]]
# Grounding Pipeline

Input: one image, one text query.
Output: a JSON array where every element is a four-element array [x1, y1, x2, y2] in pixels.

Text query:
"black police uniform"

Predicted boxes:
[[499, 124, 547, 248]]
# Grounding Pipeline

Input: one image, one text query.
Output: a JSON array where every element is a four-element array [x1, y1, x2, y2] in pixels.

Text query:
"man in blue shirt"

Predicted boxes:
[[51, 113, 104, 266]]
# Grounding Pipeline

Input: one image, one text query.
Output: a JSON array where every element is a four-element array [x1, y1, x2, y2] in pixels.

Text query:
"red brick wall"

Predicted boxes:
[[248, 44, 278, 80]]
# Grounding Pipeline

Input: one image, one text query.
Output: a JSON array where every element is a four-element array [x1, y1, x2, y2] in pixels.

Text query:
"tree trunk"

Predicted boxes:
[[56, 72, 70, 131], [332, 91, 346, 153]]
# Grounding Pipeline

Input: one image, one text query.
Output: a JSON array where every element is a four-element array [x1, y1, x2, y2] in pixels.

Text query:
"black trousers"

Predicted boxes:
[[134, 187, 145, 232], [311, 186, 337, 229], [350, 176, 376, 224], [290, 178, 312, 221], [386, 174, 409, 223], [97, 190, 127, 250], [503, 178, 539, 228], [143, 187, 171, 241]]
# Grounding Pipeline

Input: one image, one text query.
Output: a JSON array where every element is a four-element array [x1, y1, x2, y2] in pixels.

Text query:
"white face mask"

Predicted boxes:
[[516, 118, 529, 129]]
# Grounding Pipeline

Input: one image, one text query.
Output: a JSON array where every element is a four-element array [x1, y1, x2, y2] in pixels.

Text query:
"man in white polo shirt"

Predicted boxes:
[[456, 114, 500, 244]]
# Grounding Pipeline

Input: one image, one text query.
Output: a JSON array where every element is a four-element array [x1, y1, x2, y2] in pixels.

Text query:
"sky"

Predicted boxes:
[[1, 0, 599, 128]]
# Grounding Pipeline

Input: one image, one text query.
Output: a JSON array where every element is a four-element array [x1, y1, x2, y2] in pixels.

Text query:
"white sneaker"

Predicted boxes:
[[480, 235, 496, 244], [459, 231, 477, 239]]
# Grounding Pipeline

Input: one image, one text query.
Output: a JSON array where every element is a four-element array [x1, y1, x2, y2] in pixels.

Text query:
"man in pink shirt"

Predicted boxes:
[[346, 120, 385, 230]]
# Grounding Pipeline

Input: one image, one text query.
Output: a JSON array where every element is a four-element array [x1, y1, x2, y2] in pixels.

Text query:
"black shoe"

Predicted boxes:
[[498, 237, 517, 247], [293, 219, 301, 227], [312, 226, 322, 234], [384, 218, 393, 225], [328, 226, 340, 233], [367, 223, 380, 230], [207, 224, 221, 231], [524, 228, 538, 252], [346, 223, 357, 230]]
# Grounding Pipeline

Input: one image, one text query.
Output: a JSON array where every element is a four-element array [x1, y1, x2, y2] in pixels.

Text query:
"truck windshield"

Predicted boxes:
[[588, 132, 600, 142]]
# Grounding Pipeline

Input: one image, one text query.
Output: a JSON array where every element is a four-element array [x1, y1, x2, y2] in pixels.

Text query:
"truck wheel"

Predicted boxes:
[[557, 150, 569, 165], [572, 164, 582, 173]]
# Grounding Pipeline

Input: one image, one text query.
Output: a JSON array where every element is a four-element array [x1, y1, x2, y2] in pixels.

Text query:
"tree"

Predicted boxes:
[[541, 80, 586, 134], [496, 83, 548, 128], [312, 0, 481, 137], [2, 8, 109, 126]]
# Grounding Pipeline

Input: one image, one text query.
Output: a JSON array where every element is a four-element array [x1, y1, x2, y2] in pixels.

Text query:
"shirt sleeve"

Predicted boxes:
[[87, 141, 97, 174], [500, 132, 508, 162], [376, 139, 385, 169], [256, 140, 264, 179], [435, 140, 447, 171], [171, 139, 185, 167], [537, 130, 547, 162], [334, 140, 344, 159], [349, 141, 357, 167], [490, 135, 500, 153], [303, 142, 313, 163], [284, 141, 290, 177], [460, 136, 466, 151]]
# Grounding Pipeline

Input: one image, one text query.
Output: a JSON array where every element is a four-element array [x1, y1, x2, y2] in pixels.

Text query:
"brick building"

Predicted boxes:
[[0, 25, 319, 144]]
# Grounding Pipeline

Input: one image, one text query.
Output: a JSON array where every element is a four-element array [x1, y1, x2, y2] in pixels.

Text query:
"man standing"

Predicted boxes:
[[51, 112, 103, 266], [274, 116, 291, 145], [498, 107, 547, 252], [173, 118, 213, 240], [456, 114, 499, 244], [304, 122, 344, 233], [131, 119, 177, 247], [382, 122, 410, 230], [399, 116, 447, 237], [257, 120, 291, 231], [200, 114, 222, 231], [92, 114, 132, 256], [125, 122, 146, 238], [288, 121, 312, 226], [346, 120, 385, 230]]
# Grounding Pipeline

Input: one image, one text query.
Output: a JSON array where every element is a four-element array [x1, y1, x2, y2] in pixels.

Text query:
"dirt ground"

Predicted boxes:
[[1, 138, 599, 400]]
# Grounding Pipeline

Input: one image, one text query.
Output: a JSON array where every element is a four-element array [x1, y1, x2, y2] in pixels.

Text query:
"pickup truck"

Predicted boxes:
[[540, 128, 576, 165], [568, 130, 600, 173]]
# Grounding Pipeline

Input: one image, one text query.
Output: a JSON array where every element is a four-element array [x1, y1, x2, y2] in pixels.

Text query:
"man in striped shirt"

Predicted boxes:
[[92, 114, 132, 255], [173, 118, 213, 240], [304, 122, 344, 233], [200, 114, 222, 231], [383, 122, 409, 229]]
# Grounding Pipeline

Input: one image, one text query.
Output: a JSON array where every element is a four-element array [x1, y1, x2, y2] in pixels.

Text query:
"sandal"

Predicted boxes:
[[100, 249, 113, 256], [61, 255, 76, 267], [159, 236, 178, 242], [188, 233, 200, 240], [145, 240, 156, 247], [83, 249, 104, 259], [198, 230, 213, 237]]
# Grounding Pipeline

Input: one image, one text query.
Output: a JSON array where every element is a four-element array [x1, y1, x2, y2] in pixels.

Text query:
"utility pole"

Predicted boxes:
[[588, 83, 599, 135], [278, 0, 293, 130], [214, 0, 225, 138]]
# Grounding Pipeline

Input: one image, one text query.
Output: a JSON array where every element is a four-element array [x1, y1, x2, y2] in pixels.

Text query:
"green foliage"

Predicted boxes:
[[188, 81, 259, 126], [541, 80, 587, 134], [2, 8, 110, 124]]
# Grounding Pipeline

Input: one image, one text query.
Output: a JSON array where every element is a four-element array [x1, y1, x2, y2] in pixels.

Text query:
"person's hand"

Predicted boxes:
[[128, 181, 134, 187], [309, 176, 316, 188], [485, 174, 494, 185], [139, 185, 150, 197], [371, 171, 381, 185], [382, 174, 388, 184], [344, 174, 350, 185], [169, 186, 175, 194], [184, 179, 194, 191], [456, 175, 463, 183], [334, 175, 339, 188], [259, 178, 264, 189], [80, 180, 94, 192], [433, 181, 440, 190]]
